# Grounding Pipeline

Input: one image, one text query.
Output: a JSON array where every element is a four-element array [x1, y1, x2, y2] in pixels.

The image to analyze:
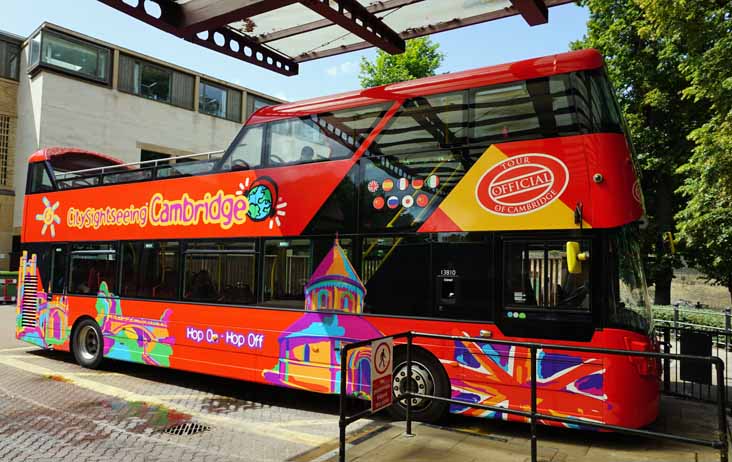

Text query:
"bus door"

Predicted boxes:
[[495, 238, 605, 421], [497, 239, 594, 341]]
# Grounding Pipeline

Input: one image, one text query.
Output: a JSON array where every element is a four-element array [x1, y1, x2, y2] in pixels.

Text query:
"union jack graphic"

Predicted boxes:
[[446, 332, 606, 429]]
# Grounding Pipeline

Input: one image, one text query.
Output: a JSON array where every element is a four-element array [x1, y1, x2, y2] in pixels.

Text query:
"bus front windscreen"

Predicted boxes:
[[608, 224, 653, 334]]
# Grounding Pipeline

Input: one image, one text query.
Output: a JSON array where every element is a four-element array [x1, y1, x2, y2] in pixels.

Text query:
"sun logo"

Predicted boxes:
[[35, 196, 60, 238], [236, 177, 288, 230]]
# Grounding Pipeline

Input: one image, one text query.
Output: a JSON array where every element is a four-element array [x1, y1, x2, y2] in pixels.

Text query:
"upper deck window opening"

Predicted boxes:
[[370, 70, 621, 159], [28, 163, 54, 194], [223, 103, 389, 170], [30, 30, 111, 83]]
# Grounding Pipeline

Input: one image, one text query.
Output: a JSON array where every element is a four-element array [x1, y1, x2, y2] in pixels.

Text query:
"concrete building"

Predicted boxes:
[[0, 23, 281, 270]]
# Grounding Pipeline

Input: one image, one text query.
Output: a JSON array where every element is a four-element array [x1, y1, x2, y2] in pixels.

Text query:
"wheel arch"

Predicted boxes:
[[393, 343, 451, 385], [69, 315, 99, 355]]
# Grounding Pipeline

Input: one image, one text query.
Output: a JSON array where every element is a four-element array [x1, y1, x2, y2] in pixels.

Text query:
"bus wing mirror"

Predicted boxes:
[[566, 241, 590, 274]]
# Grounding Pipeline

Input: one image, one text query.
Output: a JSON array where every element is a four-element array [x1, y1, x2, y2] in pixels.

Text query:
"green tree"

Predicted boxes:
[[359, 37, 444, 88], [638, 0, 732, 302], [572, 0, 707, 304]]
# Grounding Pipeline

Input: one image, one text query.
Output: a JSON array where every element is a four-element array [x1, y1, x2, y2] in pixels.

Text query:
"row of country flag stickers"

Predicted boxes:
[[367, 174, 440, 194], [373, 193, 430, 210]]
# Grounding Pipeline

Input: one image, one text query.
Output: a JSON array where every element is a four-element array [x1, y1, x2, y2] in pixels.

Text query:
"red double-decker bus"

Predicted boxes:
[[16, 48, 658, 429]]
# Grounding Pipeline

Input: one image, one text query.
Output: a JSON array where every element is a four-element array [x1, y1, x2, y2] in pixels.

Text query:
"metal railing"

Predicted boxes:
[[657, 323, 732, 404], [338, 331, 729, 462], [53, 149, 227, 189]]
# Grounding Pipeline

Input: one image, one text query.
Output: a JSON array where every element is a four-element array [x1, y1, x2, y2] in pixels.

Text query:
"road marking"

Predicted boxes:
[[270, 419, 342, 428], [68, 371, 124, 377], [144, 393, 215, 400], [0, 356, 330, 447], [0, 346, 35, 353], [287, 422, 393, 462]]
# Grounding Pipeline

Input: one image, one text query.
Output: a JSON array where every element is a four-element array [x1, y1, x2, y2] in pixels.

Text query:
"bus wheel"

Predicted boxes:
[[387, 347, 449, 423], [72, 319, 104, 369]]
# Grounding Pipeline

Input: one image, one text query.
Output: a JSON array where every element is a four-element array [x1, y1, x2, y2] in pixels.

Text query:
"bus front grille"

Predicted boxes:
[[21, 275, 38, 328]]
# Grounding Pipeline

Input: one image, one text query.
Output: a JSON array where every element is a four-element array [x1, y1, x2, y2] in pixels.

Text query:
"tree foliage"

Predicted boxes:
[[637, 0, 732, 301], [572, 0, 707, 304], [358, 37, 444, 88]]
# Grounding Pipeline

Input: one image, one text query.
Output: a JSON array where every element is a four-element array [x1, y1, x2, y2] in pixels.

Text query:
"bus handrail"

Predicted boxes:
[[338, 331, 728, 462], [53, 149, 226, 179]]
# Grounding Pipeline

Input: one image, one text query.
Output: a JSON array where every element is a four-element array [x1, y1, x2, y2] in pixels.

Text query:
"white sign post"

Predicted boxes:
[[370, 337, 393, 413]]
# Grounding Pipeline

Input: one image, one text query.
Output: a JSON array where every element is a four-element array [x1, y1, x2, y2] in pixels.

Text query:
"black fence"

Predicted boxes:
[[338, 331, 729, 462], [656, 323, 732, 404]]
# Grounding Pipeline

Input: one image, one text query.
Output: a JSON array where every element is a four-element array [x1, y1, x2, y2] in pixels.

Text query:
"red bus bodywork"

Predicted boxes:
[[16, 49, 659, 430]]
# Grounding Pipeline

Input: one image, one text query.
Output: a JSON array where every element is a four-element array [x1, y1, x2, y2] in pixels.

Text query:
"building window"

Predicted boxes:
[[252, 95, 276, 112], [140, 62, 171, 102], [0, 39, 20, 81], [141, 149, 170, 165], [29, 33, 41, 68], [30, 30, 110, 83], [118, 53, 194, 109], [0, 115, 9, 186], [199, 80, 242, 122]]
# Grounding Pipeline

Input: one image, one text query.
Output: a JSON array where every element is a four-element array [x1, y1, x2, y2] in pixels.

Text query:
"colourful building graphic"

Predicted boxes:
[[305, 238, 365, 313], [94, 282, 175, 367], [265, 239, 378, 396]]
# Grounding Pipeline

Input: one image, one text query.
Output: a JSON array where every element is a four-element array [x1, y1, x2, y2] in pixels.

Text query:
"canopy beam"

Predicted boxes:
[[255, 0, 424, 44], [96, 0, 299, 75], [180, 0, 298, 35], [509, 0, 549, 26], [299, 0, 405, 55]]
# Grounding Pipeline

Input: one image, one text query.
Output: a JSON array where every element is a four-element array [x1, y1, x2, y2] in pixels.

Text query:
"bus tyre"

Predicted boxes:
[[72, 319, 104, 369], [387, 348, 450, 423]]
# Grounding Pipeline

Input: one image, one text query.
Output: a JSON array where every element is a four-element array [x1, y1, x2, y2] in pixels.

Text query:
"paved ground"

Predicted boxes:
[[0, 304, 727, 462]]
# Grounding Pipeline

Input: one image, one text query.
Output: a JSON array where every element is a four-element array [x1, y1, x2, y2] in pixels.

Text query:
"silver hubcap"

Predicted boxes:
[[392, 361, 435, 410], [78, 325, 100, 361]]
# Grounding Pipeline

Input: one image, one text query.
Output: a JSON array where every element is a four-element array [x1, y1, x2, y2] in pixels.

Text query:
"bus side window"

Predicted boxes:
[[183, 241, 256, 305], [50, 245, 67, 294], [69, 244, 118, 295], [121, 241, 180, 300], [361, 236, 431, 317], [262, 239, 313, 309]]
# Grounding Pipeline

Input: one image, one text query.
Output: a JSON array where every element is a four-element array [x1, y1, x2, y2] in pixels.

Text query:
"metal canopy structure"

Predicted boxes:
[[97, 0, 574, 76]]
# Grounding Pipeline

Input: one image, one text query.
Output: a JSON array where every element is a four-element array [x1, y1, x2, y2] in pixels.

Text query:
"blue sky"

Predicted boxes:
[[0, 0, 589, 101]]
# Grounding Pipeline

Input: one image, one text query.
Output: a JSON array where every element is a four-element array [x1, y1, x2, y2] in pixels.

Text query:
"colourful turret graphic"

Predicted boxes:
[[264, 238, 379, 396], [304, 237, 365, 313], [16, 251, 69, 349]]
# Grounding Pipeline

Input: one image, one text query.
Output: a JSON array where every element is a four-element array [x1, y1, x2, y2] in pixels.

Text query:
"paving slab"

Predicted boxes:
[[322, 397, 729, 462]]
